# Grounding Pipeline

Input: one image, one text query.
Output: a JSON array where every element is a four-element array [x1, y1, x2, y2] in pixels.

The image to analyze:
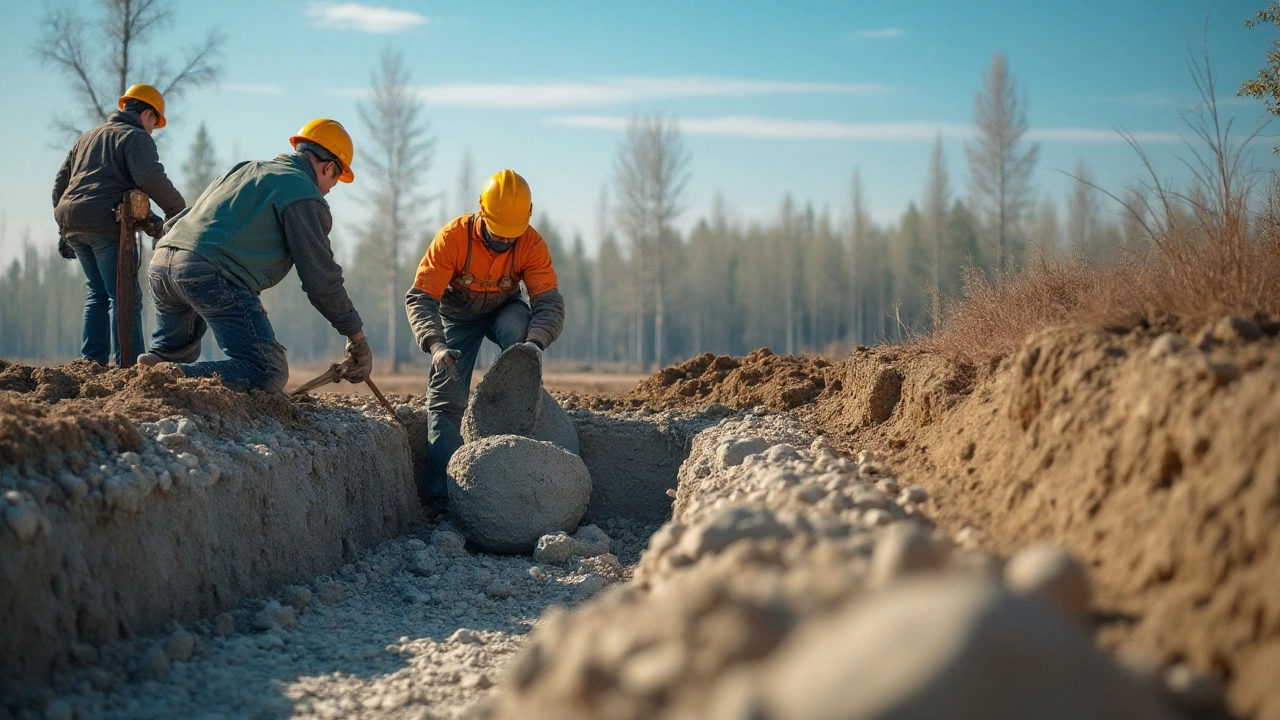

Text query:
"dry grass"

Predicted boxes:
[[925, 51, 1280, 366]]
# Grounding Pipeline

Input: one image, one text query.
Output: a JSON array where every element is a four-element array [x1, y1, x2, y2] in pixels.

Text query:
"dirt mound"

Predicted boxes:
[[0, 360, 301, 468], [595, 318, 1280, 718]]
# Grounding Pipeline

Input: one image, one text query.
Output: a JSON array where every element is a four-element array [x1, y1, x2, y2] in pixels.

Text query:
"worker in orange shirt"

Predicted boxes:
[[405, 169, 565, 505]]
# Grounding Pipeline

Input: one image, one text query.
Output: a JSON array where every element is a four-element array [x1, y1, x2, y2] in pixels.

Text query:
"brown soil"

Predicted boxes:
[[587, 318, 1280, 719], [0, 359, 301, 469]]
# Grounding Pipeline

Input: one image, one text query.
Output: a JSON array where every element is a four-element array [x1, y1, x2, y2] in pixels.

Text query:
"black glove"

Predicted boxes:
[[141, 213, 165, 240], [431, 343, 462, 382], [57, 233, 76, 260], [342, 332, 373, 383]]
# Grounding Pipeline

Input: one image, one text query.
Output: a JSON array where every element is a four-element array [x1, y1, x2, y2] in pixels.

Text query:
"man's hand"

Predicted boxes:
[[521, 340, 544, 367], [57, 233, 76, 260], [141, 213, 165, 240], [342, 331, 373, 383], [431, 343, 462, 382]]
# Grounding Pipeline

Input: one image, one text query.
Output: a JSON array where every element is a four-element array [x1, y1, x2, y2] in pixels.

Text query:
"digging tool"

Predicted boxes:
[[114, 189, 150, 368], [291, 360, 407, 428]]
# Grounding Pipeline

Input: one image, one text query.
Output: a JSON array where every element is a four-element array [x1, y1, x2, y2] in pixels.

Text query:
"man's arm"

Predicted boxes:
[[52, 150, 74, 209], [280, 199, 363, 337], [526, 288, 565, 349], [122, 132, 185, 218], [405, 287, 446, 352]]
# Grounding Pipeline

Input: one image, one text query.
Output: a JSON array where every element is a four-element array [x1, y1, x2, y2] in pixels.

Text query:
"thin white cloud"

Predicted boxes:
[[338, 76, 891, 108], [1026, 128, 1181, 143], [1093, 91, 1179, 107], [551, 116, 968, 140], [221, 82, 284, 95], [549, 115, 1184, 144], [306, 2, 427, 33], [850, 28, 905, 40]]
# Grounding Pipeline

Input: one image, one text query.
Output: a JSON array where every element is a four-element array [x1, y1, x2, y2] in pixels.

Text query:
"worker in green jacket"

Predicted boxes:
[[138, 119, 371, 392]]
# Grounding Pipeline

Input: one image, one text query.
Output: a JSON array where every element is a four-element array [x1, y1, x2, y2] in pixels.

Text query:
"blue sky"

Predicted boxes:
[[1, 0, 1276, 265]]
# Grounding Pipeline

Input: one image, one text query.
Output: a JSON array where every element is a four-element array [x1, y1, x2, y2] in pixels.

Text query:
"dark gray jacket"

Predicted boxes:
[[53, 110, 185, 239]]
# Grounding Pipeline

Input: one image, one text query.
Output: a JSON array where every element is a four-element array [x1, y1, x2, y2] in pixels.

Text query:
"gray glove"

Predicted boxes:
[[342, 332, 373, 383], [431, 343, 462, 382], [57, 233, 76, 260]]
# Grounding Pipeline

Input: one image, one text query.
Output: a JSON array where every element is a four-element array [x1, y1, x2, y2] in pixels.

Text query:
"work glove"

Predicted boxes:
[[141, 213, 166, 240], [57, 232, 76, 260], [521, 340, 544, 368], [431, 343, 462, 383], [342, 331, 373, 383]]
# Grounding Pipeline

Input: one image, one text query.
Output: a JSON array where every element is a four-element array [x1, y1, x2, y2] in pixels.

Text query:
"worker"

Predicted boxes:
[[52, 83, 185, 367], [406, 169, 565, 504], [137, 118, 371, 392]]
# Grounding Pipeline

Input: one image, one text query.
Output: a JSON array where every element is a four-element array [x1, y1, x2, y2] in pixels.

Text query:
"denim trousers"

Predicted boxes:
[[69, 235, 145, 366], [147, 247, 289, 393], [425, 298, 532, 499]]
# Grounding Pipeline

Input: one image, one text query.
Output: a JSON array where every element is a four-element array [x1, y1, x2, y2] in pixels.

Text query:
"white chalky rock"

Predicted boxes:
[[676, 505, 792, 560], [533, 526, 611, 566], [120, 451, 142, 466], [870, 521, 948, 585], [767, 444, 800, 462], [449, 628, 482, 645], [1164, 663, 1224, 711], [753, 575, 1165, 720], [54, 471, 88, 501], [176, 417, 196, 435], [165, 628, 195, 663], [4, 503, 39, 542], [253, 600, 295, 631], [897, 486, 929, 505], [1004, 543, 1092, 624], [156, 470, 172, 491], [138, 644, 170, 680], [448, 435, 592, 554], [157, 432, 188, 449], [718, 437, 772, 468]]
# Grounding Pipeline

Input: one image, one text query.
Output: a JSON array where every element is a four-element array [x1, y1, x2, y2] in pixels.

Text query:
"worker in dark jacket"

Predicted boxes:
[[406, 169, 566, 502], [138, 119, 371, 393], [52, 83, 185, 366]]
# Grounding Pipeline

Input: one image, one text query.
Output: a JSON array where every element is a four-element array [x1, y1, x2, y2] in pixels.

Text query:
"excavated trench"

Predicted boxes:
[[1, 341, 1227, 719], [0, 363, 708, 718]]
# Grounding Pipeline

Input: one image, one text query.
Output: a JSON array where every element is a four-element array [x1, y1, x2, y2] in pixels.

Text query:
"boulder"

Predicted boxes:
[[462, 344, 579, 454], [448, 435, 592, 553]]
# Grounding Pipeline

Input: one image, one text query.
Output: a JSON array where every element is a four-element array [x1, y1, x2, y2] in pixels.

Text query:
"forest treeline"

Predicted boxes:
[[4, 3, 1265, 372]]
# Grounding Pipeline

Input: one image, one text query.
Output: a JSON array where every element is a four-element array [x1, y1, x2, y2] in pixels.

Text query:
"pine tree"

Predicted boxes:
[[182, 122, 219, 203]]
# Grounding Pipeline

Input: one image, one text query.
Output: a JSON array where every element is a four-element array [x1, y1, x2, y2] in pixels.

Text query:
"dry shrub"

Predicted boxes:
[[927, 50, 1280, 365]]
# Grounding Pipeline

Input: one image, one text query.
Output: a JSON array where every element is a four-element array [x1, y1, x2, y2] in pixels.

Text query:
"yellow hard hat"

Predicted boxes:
[[289, 118, 355, 183], [478, 169, 532, 238], [118, 84, 166, 128]]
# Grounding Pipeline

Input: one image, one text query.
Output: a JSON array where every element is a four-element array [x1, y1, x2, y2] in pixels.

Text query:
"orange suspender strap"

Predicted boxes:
[[449, 214, 517, 294]]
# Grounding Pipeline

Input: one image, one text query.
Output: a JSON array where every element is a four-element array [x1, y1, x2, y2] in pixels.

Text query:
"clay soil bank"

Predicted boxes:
[[582, 316, 1280, 719]]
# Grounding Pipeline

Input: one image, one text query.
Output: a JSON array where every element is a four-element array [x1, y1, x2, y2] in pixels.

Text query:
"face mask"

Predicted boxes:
[[481, 227, 516, 254]]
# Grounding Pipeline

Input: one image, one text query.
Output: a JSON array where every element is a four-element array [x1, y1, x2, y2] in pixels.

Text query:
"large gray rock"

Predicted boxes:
[[753, 575, 1164, 720], [462, 344, 544, 439], [447, 435, 592, 553], [462, 344, 579, 454]]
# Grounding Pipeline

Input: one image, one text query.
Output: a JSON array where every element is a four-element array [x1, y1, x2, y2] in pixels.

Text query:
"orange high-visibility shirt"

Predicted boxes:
[[411, 213, 558, 300]]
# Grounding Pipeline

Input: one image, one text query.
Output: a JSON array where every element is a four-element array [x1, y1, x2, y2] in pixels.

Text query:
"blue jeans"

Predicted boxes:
[[426, 298, 532, 499], [69, 235, 145, 366], [147, 248, 290, 393]]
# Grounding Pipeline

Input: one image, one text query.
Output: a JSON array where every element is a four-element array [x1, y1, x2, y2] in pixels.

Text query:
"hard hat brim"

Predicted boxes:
[[480, 215, 529, 240], [290, 134, 354, 183]]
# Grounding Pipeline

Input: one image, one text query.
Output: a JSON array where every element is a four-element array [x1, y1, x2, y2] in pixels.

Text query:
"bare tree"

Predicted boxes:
[[922, 132, 951, 325], [613, 114, 690, 369], [358, 47, 435, 373], [847, 168, 870, 344], [966, 53, 1039, 272], [1066, 159, 1102, 260], [34, 0, 224, 139]]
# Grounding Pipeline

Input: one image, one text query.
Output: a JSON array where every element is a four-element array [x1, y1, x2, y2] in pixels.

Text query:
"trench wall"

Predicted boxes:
[[0, 408, 422, 681]]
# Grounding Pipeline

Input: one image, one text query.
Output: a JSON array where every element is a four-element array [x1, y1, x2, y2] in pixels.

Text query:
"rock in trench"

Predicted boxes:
[[448, 435, 592, 553]]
